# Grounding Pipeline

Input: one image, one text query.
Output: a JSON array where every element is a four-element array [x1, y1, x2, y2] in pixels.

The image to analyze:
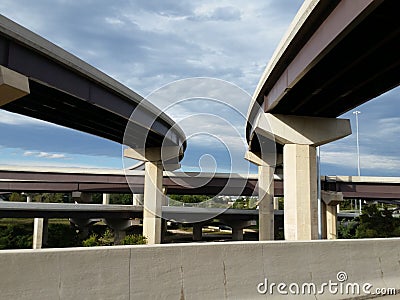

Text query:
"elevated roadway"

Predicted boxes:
[[245, 0, 400, 241], [0, 15, 187, 244], [1, 166, 400, 201], [247, 0, 399, 136], [0, 15, 186, 150]]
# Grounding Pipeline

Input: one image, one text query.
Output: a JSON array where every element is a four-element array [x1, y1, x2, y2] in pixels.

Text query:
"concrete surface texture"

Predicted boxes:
[[0, 238, 399, 299]]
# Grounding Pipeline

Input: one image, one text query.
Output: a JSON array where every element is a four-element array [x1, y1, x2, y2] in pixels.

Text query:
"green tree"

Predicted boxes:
[[110, 194, 134, 205], [338, 219, 358, 239], [356, 204, 400, 238], [0, 224, 32, 249], [9, 192, 24, 202]]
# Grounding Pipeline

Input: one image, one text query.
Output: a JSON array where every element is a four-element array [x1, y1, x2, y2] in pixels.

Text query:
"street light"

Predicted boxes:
[[353, 110, 361, 213], [353, 111, 361, 176]]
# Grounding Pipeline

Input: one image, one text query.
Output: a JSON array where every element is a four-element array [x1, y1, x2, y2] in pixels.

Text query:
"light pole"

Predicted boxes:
[[353, 110, 361, 213]]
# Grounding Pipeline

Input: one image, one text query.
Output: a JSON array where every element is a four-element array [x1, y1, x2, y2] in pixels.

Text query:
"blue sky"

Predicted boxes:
[[0, 1, 399, 176]]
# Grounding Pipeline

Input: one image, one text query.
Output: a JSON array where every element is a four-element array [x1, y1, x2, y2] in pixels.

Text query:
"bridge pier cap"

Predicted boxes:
[[247, 113, 351, 241]]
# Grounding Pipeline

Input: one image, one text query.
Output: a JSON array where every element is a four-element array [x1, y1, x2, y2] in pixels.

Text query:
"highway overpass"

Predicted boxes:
[[245, 0, 400, 241], [2, 166, 400, 201], [0, 15, 187, 244]]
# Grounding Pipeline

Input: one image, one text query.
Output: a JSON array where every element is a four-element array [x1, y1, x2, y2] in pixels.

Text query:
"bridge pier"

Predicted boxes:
[[245, 151, 275, 240], [230, 220, 256, 241], [142, 160, 163, 244], [105, 219, 140, 244], [102, 193, 110, 205], [132, 194, 143, 206], [124, 146, 182, 245], [32, 218, 48, 249], [252, 114, 351, 240], [192, 223, 204, 241], [321, 191, 343, 240]]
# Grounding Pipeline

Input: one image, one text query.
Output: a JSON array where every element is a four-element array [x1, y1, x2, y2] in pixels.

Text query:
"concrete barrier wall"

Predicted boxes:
[[0, 239, 399, 299]]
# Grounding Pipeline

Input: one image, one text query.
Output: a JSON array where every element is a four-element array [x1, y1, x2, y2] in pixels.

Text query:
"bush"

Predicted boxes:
[[338, 219, 358, 239], [82, 234, 100, 247], [120, 234, 147, 245], [0, 224, 32, 249], [98, 229, 114, 246], [46, 223, 80, 248]]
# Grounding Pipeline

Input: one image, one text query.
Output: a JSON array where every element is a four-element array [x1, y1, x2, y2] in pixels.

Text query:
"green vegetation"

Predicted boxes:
[[91, 193, 134, 204], [169, 194, 211, 204], [338, 203, 400, 239], [120, 234, 147, 245], [46, 223, 80, 248], [4, 192, 135, 204], [82, 229, 146, 246], [232, 197, 257, 209], [338, 219, 358, 239], [355, 204, 400, 238], [0, 224, 32, 249]]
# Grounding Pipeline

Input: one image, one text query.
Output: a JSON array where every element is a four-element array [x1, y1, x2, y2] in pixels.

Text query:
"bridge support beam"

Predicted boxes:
[[124, 147, 181, 245], [102, 193, 110, 205], [132, 194, 143, 206], [230, 220, 256, 241], [245, 151, 274, 240], [284, 144, 318, 240], [193, 223, 203, 241], [321, 191, 344, 240], [143, 161, 163, 245], [105, 219, 140, 244], [33, 218, 48, 249], [252, 114, 351, 240], [0, 65, 30, 106]]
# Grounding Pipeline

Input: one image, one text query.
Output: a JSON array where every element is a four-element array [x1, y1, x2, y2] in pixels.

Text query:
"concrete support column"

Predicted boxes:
[[193, 223, 203, 241], [124, 146, 183, 245], [321, 201, 327, 239], [258, 164, 275, 240], [143, 160, 163, 245], [105, 219, 141, 245], [251, 114, 351, 241], [321, 191, 343, 240], [32, 218, 48, 249], [70, 218, 99, 239], [102, 193, 110, 205], [284, 144, 318, 240], [231, 226, 243, 241], [245, 151, 275, 240], [228, 220, 256, 241], [273, 197, 279, 210], [132, 194, 144, 206], [326, 205, 338, 240]]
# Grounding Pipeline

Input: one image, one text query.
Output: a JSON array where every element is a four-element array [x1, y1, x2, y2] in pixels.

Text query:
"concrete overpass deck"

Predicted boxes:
[[0, 15, 186, 150], [1, 166, 400, 201]]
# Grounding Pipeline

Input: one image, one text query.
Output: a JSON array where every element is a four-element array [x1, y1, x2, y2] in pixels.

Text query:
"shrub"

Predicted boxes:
[[46, 223, 80, 248], [82, 234, 100, 247], [120, 234, 147, 245]]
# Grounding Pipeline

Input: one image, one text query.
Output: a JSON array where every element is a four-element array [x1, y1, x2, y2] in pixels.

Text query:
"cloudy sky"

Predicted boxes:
[[0, 0, 399, 176]]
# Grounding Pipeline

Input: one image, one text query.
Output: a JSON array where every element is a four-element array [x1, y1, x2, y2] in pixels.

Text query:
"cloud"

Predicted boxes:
[[23, 151, 67, 159], [190, 6, 242, 22], [2, 0, 399, 177]]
